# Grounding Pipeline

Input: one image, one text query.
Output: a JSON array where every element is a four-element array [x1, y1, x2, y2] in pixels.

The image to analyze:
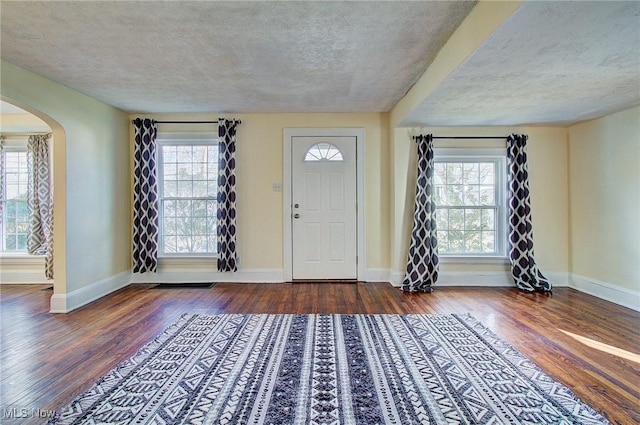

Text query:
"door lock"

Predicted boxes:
[[293, 213, 300, 219]]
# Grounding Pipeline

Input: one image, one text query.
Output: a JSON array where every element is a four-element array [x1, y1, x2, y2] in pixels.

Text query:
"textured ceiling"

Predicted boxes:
[[0, 0, 475, 114], [401, 1, 640, 126], [1, 1, 638, 126]]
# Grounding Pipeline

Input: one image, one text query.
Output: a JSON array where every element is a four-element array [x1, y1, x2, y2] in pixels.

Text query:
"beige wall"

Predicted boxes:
[[130, 112, 391, 271], [568, 107, 640, 291], [1, 60, 130, 295], [390, 126, 570, 277]]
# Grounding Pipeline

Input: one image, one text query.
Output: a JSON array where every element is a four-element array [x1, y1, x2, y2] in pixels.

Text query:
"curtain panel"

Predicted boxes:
[[27, 134, 54, 279], [132, 118, 159, 273], [506, 134, 552, 292], [217, 118, 241, 272], [402, 134, 439, 293]]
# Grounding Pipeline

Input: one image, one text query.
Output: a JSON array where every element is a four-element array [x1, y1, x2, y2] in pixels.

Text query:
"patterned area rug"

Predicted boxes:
[[50, 314, 609, 424]]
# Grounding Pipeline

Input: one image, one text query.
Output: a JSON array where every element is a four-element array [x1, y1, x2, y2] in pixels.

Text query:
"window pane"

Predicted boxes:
[[463, 163, 479, 184], [304, 143, 344, 162], [482, 231, 496, 252], [163, 146, 177, 162], [446, 185, 464, 206], [449, 209, 464, 230], [449, 230, 464, 252], [479, 185, 495, 205], [6, 236, 16, 250], [481, 209, 495, 230], [164, 181, 177, 198], [177, 146, 192, 163], [16, 234, 27, 250], [463, 185, 480, 205], [446, 163, 462, 184], [479, 163, 494, 184], [177, 180, 192, 197], [193, 180, 208, 197], [438, 230, 449, 253], [164, 163, 177, 181], [465, 231, 482, 253], [436, 209, 448, 231], [465, 209, 481, 230], [435, 158, 503, 256], [158, 142, 218, 254], [164, 218, 176, 234]]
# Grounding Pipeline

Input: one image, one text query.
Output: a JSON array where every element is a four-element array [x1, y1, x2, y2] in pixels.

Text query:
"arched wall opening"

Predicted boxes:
[[0, 96, 67, 296]]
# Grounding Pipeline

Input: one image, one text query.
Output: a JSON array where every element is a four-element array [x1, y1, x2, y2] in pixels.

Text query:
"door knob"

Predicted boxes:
[[293, 213, 300, 219]]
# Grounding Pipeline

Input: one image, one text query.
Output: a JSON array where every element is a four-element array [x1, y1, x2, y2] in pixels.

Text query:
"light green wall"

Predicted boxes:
[[568, 106, 640, 291], [1, 60, 130, 294], [131, 112, 391, 270]]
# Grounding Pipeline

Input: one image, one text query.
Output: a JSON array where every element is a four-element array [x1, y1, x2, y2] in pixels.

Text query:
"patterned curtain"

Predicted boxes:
[[402, 134, 439, 293], [27, 134, 54, 279], [217, 118, 241, 272], [507, 134, 552, 292], [132, 118, 159, 273]]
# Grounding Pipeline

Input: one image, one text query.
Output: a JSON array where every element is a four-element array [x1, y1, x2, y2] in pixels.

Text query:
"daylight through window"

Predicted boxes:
[[434, 153, 506, 256], [304, 143, 344, 162], [1, 149, 29, 251], [158, 141, 218, 255]]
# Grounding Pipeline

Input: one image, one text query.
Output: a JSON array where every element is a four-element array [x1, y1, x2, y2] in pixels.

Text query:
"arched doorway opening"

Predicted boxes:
[[0, 98, 64, 299]]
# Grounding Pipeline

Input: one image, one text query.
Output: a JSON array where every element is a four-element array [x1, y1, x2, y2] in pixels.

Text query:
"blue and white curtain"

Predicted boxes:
[[402, 134, 439, 292], [217, 118, 241, 272], [132, 118, 159, 273], [27, 134, 54, 279], [507, 134, 552, 292]]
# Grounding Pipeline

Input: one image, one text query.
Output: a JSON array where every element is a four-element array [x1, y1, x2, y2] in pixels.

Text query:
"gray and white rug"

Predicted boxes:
[[50, 314, 609, 424]]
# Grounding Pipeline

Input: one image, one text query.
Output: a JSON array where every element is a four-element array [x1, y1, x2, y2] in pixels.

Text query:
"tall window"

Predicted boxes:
[[1, 148, 29, 251], [434, 149, 506, 257], [157, 137, 218, 255]]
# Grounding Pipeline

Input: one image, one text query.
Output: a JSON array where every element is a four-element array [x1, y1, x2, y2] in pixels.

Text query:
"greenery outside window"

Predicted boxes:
[[157, 134, 218, 256], [1, 145, 29, 252], [433, 148, 507, 258]]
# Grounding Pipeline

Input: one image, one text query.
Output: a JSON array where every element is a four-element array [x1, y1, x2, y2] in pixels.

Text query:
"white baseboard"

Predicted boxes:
[[388, 269, 513, 288], [387, 269, 569, 288], [0, 269, 50, 284], [364, 268, 391, 283], [546, 271, 570, 287], [129, 268, 285, 284], [49, 271, 131, 313], [570, 274, 640, 312], [0, 256, 48, 284]]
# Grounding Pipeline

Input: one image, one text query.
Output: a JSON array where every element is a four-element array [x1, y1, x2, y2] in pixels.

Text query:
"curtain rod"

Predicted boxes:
[[414, 136, 506, 140], [157, 120, 219, 124], [130, 120, 242, 124]]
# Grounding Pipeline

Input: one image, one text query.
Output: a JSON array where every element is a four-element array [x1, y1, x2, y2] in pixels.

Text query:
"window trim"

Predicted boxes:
[[156, 132, 219, 258], [433, 147, 508, 261]]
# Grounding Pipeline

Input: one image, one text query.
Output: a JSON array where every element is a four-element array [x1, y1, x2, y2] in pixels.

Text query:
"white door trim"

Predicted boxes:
[[283, 128, 365, 281]]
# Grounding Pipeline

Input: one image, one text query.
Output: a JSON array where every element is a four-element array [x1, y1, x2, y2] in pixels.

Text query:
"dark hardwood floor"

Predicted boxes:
[[0, 283, 638, 424]]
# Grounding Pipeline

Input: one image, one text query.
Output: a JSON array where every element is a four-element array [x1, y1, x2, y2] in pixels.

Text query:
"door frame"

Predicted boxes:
[[283, 128, 365, 281]]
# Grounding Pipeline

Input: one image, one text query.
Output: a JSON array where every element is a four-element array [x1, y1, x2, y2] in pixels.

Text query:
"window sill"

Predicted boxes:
[[158, 256, 218, 267], [439, 256, 509, 265], [0, 253, 45, 266]]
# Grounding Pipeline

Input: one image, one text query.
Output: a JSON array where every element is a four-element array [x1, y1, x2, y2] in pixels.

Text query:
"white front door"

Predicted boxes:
[[291, 136, 357, 280]]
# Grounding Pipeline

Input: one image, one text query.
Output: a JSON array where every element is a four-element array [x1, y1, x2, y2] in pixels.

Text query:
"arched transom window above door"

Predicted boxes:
[[304, 143, 344, 162]]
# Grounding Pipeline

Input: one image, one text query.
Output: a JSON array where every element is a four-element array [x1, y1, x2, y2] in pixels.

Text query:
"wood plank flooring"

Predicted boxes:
[[0, 283, 638, 424]]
